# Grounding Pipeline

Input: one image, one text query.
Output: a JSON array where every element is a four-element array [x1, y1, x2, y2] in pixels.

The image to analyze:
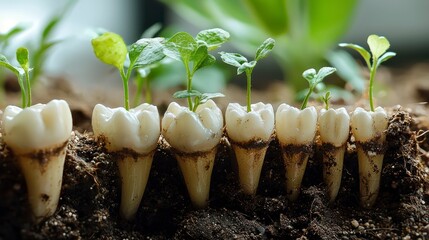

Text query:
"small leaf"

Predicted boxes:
[[191, 44, 209, 72], [91, 32, 128, 70], [200, 92, 225, 103], [163, 32, 196, 63], [173, 89, 202, 99], [130, 38, 165, 69], [302, 68, 317, 82], [237, 61, 256, 75], [0, 54, 21, 75], [316, 67, 337, 83], [16, 47, 29, 70], [339, 43, 371, 68], [255, 38, 275, 61], [195, 28, 230, 51], [367, 34, 390, 59], [219, 52, 247, 68], [376, 51, 396, 68], [196, 54, 216, 72]]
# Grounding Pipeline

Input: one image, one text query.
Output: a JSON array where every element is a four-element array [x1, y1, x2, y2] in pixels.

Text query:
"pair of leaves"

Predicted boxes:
[[173, 89, 224, 111], [163, 28, 230, 75], [339, 34, 396, 69], [302, 67, 337, 88], [220, 38, 275, 75]]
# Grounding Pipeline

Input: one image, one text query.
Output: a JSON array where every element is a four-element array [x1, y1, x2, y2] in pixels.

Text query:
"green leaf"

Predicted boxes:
[[219, 52, 248, 68], [173, 89, 202, 99], [0, 54, 23, 76], [191, 44, 209, 72], [16, 47, 29, 70], [255, 38, 275, 61], [339, 43, 371, 68], [129, 38, 165, 69], [200, 92, 225, 103], [195, 28, 230, 51], [196, 54, 216, 72], [91, 32, 128, 70], [367, 34, 390, 59], [302, 68, 317, 82], [0, 24, 28, 49], [376, 51, 396, 68], [237, 61, 256, 75], [316, 67, 336, 83], [163, 32, 196, 63]]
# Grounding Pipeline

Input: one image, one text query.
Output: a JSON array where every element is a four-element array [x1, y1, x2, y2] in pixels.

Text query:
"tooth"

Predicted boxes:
[[351, 107, 388, 208], [275, 104, 317, 201], [319, 108, 350, 202], [225, 102, 274, 195], [162, 100, 223, 208], [92, 103, 160, 220], [2, 99, 72, 222]]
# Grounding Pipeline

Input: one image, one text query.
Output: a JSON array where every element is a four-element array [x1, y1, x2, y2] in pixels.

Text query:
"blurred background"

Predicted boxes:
[[1, 0, 428, 108]]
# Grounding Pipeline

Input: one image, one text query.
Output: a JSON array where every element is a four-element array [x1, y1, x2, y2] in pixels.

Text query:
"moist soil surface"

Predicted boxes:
[[0, 105, 428, 240]]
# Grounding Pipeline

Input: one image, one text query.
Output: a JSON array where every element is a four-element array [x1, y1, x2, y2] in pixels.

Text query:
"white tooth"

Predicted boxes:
[[226, 102, 274, 142], [351, 107, 388, 208], [162, 100, 223, 153], [319, 108, 350, 202], [226, 102, 274, 195], [319, 108, 350, 147], [161, 100, 223, 207], [92, 103, 160, 220], [92, 103, 160, 154], [276, 104, 317, 200], [276, 104, 317, 145], [2, 99, 72, 221]]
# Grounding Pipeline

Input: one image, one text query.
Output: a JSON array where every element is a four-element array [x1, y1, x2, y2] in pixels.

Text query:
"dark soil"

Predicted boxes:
[[1, 105, 428, 240]]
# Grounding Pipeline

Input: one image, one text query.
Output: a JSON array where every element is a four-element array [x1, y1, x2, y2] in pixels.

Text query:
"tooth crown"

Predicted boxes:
[[2, 99, 72, 154], [275, 104, 317, 145], [319, 108, 350, 147], [351, 107, 388, 143], [226, 102, 274, 143], [162, 100, 223, 153], [92, 103, 160, 154]]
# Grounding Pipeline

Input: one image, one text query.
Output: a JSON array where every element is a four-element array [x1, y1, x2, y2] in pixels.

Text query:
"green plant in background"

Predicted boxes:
[[163, 28, 229, 111], [0, 47, 33, 108], [220, 38, 275, 112], [339, 34, 396, 111], [161, 0, 358, 93]]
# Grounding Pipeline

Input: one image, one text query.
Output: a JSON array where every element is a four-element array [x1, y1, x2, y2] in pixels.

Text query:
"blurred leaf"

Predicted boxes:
[[0, 24, 28, 50], [326, 50, 365, 93], [141, 23, 162, 38], [338, 43, 371, 69], [200, 92, 225, 103], [243, 0, 288, 36], [255, 38, 275, 61], [376, 51, 396, 68], [173, 89, 201, 98], [196, 28, 230, 51]]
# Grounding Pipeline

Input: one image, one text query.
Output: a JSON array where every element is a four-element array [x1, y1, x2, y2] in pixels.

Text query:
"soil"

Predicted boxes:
[[1, 71, 429, 239]]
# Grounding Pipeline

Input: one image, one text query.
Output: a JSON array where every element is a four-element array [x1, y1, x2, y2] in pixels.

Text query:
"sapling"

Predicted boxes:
[[161, 28, 229, 208], [0, 48, 72, 222], [340, 35, 395, 208], [318, 91, 350, 202], [276, 67, 336, 201], [219, 38, 275, 195], [91, 32, 164, 220]]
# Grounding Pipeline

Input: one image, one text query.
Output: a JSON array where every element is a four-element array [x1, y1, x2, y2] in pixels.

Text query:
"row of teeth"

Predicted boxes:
[[1, 99, 388, 222]]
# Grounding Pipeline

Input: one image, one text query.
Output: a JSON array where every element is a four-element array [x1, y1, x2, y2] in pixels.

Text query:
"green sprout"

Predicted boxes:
[[0, 47, 32, 108], [220, 38, 275, 112], [339, 34, 396, 111], [91, 32, 165, 110], [321, 91, 331, 110], [163, 28, 230, 111], [301, 67, 336, 110]]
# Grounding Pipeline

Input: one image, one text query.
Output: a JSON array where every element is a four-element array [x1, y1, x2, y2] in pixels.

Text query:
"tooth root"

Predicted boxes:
[[117, 153, 154, 220], [232, 144, 269, 195], [17, 148, 67, 222], [282, 151, 309, 201], [323, 146, 346, 202], [175, 148, 216, 208], [357, 148, 384, 208]]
